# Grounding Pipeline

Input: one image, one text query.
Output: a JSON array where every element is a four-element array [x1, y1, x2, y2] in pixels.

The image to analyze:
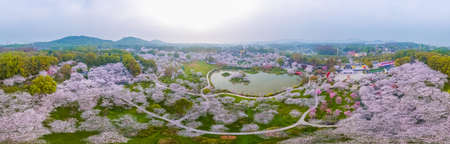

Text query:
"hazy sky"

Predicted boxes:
[[1, 0, 450, 46]]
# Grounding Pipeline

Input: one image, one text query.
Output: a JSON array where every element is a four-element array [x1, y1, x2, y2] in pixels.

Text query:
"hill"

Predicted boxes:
[[29, 36, 169, 49], [33, 36, 114, 49], [115, 37, 168, 47]]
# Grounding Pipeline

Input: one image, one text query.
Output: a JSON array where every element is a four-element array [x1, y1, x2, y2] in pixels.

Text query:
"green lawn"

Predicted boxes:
[[196, 114, 216, 131], [126, 126, 200, 144], [285, 126, 320, 136], [265, 67, 288, 75], [96, 105, 150, 123], [124, 81, 154, 92], [158, 76, 177, 84], [0, 83, 28, 94], [43, 102, 83, 127], [290, 89, 312, 98], [225, 109, 255, 132], [183, 61, 217, 76], [218, 94, 252, 103], [40, 100, 320, 144], [217, 97, 310, 132], [49, 102, 82, 121], [231, 135, 282, 144], [259, 102, 309, 129], [444, 80, 450, 93], [40, 131, 99, 144], [159, 71, 203, 84]]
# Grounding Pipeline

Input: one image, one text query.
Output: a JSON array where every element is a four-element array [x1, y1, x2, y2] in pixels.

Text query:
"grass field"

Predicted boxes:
[[42, 102, 83, 128], [159, 61, 217, 84], [183, 61, 218, 76], [40, 131, 99, 144], [444, 80, 450, 93]]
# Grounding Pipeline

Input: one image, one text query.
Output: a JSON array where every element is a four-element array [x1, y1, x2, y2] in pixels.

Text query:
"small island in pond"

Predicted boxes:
[[221, 72, 231, 77], [229, 71, 250, 84]]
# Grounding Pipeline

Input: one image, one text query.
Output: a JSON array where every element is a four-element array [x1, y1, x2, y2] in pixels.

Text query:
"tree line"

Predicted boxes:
[[357, 49, 450, 76], [0, 51, 58, 80], [287, 53, 347, 68], [0, 47, 155, 80], [50, 48, 144, 76]]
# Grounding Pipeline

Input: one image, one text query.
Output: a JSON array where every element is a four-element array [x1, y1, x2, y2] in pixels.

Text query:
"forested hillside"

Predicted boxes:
[[0, 47, 143, 80]]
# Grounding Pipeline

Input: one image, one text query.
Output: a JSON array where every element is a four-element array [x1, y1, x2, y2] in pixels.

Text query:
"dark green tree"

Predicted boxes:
[[28, 75, 57, 96], [122, 54, 141, 76]]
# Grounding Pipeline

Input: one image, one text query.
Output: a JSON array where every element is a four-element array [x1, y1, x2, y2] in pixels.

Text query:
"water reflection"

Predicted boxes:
[[210, 70, 301, 96]]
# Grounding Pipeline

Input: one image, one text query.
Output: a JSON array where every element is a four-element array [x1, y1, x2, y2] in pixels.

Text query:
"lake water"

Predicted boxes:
[[210, 70, 301, 96]]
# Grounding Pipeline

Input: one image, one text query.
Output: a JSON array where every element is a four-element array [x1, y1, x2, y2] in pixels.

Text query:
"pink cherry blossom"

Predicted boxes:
[[353, 101, 361, 109], [336, 62, 450, 143], [344, 111, 352, 116], [330, 92, 336, 99], [320, 102, 328, 111], [345, 105, 351, 110], [315, 89, 322, 95], [350, 93, 357, 98], [336, 96, 342, 104], [309, 108, 316, 118], [334, 109, 342, 116], [326, 108, 332, 114]]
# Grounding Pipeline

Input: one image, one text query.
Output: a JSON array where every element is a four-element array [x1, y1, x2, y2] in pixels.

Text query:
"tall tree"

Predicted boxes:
[[276, 57, 285, 66], [28, 75, 57, 96], [122, 54, 141, 76], [83, 52, 98, 66], [136, 56, 156, 71]]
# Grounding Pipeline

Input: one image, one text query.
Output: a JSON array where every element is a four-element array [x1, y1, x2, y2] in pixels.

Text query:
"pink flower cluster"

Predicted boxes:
[[350, 93, 358, 99], [316, 89, 322, 95], [334, 109, 342, 116], [320, 102, 328, 111], [329, 92, 336, 99], [344, 111, 352, 116], [336, 96, 342, 104], [309, 108, 316, 118], [326, 108, 332, 114], [353, 101, 361, 109]]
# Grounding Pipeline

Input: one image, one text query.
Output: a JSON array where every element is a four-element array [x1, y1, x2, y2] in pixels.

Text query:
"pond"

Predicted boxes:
[[210, 70, 301, 96]]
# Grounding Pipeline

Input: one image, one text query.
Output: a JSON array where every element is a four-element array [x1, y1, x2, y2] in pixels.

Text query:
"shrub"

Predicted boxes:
[[222, 72, 231, 77], [172, 98, 193, 115], [202, 88, 211, 94]]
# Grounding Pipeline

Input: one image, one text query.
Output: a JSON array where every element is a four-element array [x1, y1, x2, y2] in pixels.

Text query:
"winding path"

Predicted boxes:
[[128, 69, 336, 135]]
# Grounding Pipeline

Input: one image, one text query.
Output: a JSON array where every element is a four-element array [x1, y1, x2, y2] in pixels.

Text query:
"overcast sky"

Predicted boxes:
[[1, 0, 449, 46]]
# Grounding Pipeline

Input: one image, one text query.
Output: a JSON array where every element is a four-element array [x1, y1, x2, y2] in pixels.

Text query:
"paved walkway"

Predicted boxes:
[[123, 69, 336, 135], [122, 89, 335, 135]]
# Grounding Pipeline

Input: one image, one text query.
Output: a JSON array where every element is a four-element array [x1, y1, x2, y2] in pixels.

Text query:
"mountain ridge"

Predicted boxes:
[[30, 35, 168, 49], [0, 35, 445, 50]]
